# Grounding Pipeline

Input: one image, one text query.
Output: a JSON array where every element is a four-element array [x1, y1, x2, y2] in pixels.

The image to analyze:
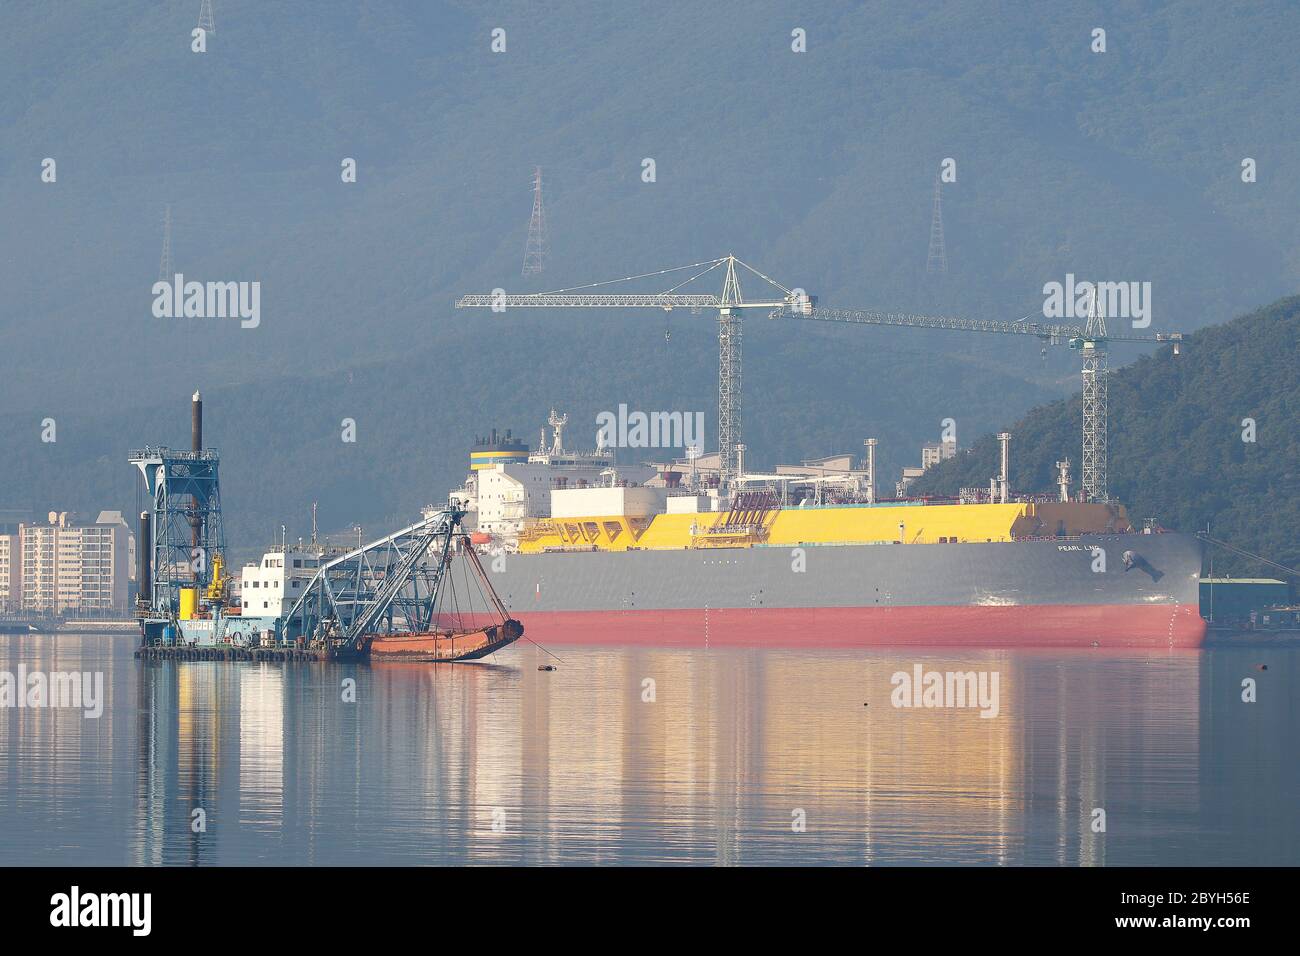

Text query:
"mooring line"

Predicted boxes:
[[525, 636, 566, 664]]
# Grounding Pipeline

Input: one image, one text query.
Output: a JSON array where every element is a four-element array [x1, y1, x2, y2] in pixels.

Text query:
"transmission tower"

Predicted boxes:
[[1080, 287, 1108, 502], [158, 204, 173, 282], [926, 176, 947, 275], [197, 0, 215, 33], [522, 166, 546, 276]]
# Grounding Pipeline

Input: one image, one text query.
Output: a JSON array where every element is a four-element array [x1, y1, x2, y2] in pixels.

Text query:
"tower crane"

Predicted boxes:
[[457, 256, 1184, 502], [778, 289, 1185, 502], [456, 255, 805, 487]]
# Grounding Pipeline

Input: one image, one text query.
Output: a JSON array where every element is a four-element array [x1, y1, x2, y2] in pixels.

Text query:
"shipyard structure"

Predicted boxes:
[[130, 394, 520, 661], [446, 411, 1206, 649]]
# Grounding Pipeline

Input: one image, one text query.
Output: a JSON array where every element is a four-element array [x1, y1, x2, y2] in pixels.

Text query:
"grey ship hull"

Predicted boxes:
[[457, 532, 1206, 649]]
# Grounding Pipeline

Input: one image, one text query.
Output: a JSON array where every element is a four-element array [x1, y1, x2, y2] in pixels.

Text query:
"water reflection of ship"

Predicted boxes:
[[135, 662, 218, 864], [126, 648, 1299, 864]]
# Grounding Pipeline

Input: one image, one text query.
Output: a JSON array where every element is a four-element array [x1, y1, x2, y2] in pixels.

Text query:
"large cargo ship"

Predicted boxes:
[[451, 413, 1207, 649]]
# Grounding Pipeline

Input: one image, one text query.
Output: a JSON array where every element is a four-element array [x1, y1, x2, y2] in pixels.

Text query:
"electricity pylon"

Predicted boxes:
[[522, 167, 546, 276], [158, 204, 173, 282], [926, 176, 947, 275]]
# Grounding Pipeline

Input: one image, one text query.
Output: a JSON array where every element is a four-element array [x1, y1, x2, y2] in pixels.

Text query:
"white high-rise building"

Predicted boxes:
[[19, 511, 134, 614], [0, 529, 17, 611]]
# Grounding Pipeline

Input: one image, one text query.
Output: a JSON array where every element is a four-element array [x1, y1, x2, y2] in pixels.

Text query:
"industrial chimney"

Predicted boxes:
[[138, 510, 152, 612], [864, 438, 877, 504], [191, 390, 203, 452], [997, 432, 1011, 504], [190, 391, 203, 554]]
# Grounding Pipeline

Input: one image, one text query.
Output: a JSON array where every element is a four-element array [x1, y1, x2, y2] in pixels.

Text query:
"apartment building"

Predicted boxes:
[[0, 526, 17, 611], [19, 511, 134, 614]]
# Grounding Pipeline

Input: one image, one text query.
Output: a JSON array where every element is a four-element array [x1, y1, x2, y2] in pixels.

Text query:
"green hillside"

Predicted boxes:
[[912, 296, 1300, 576]]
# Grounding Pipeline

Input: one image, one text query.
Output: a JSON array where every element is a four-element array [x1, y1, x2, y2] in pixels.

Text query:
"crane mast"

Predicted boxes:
[[1077, 287, 1109, 502]]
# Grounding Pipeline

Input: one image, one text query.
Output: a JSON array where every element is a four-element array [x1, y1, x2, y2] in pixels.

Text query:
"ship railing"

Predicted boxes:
[[128, 446, 220, 461], [691, 523, 768, 536], [1012, 530, 1157, 541]]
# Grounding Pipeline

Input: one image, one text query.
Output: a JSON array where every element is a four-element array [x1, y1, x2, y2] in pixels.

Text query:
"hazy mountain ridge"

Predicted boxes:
[[1, 1, 1297, 558]]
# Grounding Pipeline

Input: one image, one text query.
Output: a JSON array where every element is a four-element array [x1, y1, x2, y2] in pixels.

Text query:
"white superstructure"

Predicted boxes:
[[450, 409, 655, 541], [239, 549, 322, 617]]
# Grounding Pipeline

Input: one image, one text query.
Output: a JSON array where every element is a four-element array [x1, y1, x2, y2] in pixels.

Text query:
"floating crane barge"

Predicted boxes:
[[131, 394, 522, 663]]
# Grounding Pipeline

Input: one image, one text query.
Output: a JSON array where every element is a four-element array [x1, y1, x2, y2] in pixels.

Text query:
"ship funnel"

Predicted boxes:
[[997, 432, 1011, 504]]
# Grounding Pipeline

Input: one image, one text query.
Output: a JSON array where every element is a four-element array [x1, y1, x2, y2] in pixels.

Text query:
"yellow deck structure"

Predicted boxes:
[[518, 500, 1131, 553]]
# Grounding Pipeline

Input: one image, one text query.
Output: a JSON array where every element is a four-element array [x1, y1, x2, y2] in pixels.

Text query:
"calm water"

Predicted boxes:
[[0, 633, 1295, 866]]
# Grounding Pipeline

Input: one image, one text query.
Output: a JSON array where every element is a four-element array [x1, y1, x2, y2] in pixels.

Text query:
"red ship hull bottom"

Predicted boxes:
[[484, 603, 1207, 649]]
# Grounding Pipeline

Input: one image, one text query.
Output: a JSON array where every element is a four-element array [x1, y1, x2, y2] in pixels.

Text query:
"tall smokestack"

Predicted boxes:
[[864, 438, 877, 504], [138, 510, 152, 611], [997, 432, 1011, 504], [190, 391, 203, 558], [191, 390, 203, 452]]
